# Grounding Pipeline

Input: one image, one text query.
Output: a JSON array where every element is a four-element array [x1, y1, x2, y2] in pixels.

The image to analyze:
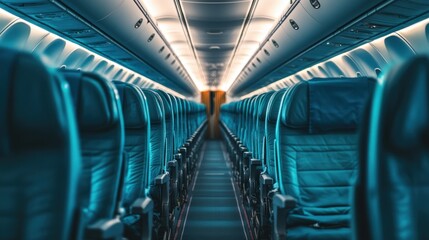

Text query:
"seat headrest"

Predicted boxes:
[[0, 48, 77, 154], [381, 56, 429, 151], [258, 92, 275, 120], [267, 89, 287, 123], [141, 89, 164, 124], [170, 95, 179, 114], [154, 90, 173, 119], [113, 81, 149, 129], [60, 70, 120, 132], [280, 77, 376, 133]]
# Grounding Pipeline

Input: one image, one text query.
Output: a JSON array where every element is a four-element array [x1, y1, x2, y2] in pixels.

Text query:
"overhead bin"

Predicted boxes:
[[231, 0, 384, 95], [59, 0, 196, 95]]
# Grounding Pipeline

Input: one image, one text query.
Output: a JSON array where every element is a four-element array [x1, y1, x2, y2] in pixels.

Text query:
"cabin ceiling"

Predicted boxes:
[[142, 0, 290, 91], [0, 0, 428, 98]]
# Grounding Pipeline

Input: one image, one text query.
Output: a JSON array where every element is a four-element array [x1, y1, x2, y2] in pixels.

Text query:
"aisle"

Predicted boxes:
[[179, 140, 248, 240]]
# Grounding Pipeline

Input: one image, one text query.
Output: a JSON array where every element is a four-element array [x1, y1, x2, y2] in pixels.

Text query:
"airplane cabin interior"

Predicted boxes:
[[0, 0, 429, 239]]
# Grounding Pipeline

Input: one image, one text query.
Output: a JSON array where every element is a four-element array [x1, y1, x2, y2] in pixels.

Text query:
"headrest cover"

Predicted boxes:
[[382, 56, 429, 151], [281, 77, 376, 133], [258, 91, 275, 120], [141, 89, 164, 124], [0, 49, 74, 154], [113, 81, 148, 129], [61, 70, 120, 132], [154, 90, 172, 119], [267, 89, 287, 123]]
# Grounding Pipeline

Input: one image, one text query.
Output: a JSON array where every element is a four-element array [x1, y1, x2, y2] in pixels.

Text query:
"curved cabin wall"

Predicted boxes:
[[0, 8, 186, 98], [231, 0, 383, 94], [237, 18, 429, 100]]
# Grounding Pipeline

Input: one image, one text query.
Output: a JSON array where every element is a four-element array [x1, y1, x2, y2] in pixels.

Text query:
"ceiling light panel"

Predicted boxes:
[[140, 0, 207, 90], [220, 0, 292, 91]]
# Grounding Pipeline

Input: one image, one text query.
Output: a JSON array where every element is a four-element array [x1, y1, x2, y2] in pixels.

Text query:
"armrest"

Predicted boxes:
[[167, 160, 179, 208], [273, 193, 296, 209], [167, 160, 178, 170], [131, 197, 153, 240], [155, 172, 170, 185], [273, 193, 296, 240], [154, 173, 170, 230], [131, 197, 154, 214], [86, 217, 123, 239], [250, 159, 262, 174], [249, 159, 262, 204], [260, 173, 274, 185]]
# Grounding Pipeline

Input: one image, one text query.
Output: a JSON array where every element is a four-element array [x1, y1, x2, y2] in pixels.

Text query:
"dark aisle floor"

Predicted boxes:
[[179, 140, 248, 240]]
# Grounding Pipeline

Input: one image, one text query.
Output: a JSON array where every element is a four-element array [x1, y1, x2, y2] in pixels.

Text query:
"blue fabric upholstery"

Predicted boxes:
[[264, 89, 287, 180], [358, 56, 429, 240], [61, 70, 125, 226], [276, 77, 375, 239], [280, 78, 375, 133], [141, 89, 166, 185], [155, 90, 175, 162], [0, 48, 80, 240], [113, 81, 150, 209], [256, 92, 274, 160]]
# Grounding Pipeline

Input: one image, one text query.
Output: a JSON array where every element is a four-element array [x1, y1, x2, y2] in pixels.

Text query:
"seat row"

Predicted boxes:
[[220, 56, 429, 240], [0, 47, 207, 240]]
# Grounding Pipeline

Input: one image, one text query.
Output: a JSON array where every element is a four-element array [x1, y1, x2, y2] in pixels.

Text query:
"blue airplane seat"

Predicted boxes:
[[273, 77, 376, 240], [0, 48, 80, 240], [355, 56, 429, 240], [140, 89, 170, 238], [258, 89, 287, 235], [113, 81, 153, 240], [60, 69, 125, 239]]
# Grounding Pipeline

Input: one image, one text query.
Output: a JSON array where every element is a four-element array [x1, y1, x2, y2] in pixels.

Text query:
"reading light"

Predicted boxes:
[[272, 39, 279, 48], [264, 49, 271, 56], [290, 19, 299, 30], [310, 0, 321, 9], [147, 33, 155, 42], [135, 18, 143, 29]]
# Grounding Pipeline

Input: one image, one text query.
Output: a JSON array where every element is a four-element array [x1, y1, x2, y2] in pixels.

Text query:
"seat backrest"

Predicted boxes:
[[264, 89, 287, 181], [141, 89, 166, 184], [256, 91, 274, 160], [170, 94, 181, 151], [0, 48, 80, 240], [113, 81, 150, 209], [155, 90, 175, 162], [361, 56, 429, 240], [61, 70, 124, 225], [276, 77, 375, 225]]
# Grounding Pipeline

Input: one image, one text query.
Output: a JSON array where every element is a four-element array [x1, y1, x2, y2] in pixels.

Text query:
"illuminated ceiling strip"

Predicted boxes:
[[220, 0, 259, 90], [226, 0, 301, 92], [133, 0, 200, 92], [173, 0, 208, 89]]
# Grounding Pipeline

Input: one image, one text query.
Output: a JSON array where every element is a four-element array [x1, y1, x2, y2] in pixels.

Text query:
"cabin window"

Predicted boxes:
[[165, 53, 171, 60], [256, 58, 261, 63], [159, 46, 165, 53]]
